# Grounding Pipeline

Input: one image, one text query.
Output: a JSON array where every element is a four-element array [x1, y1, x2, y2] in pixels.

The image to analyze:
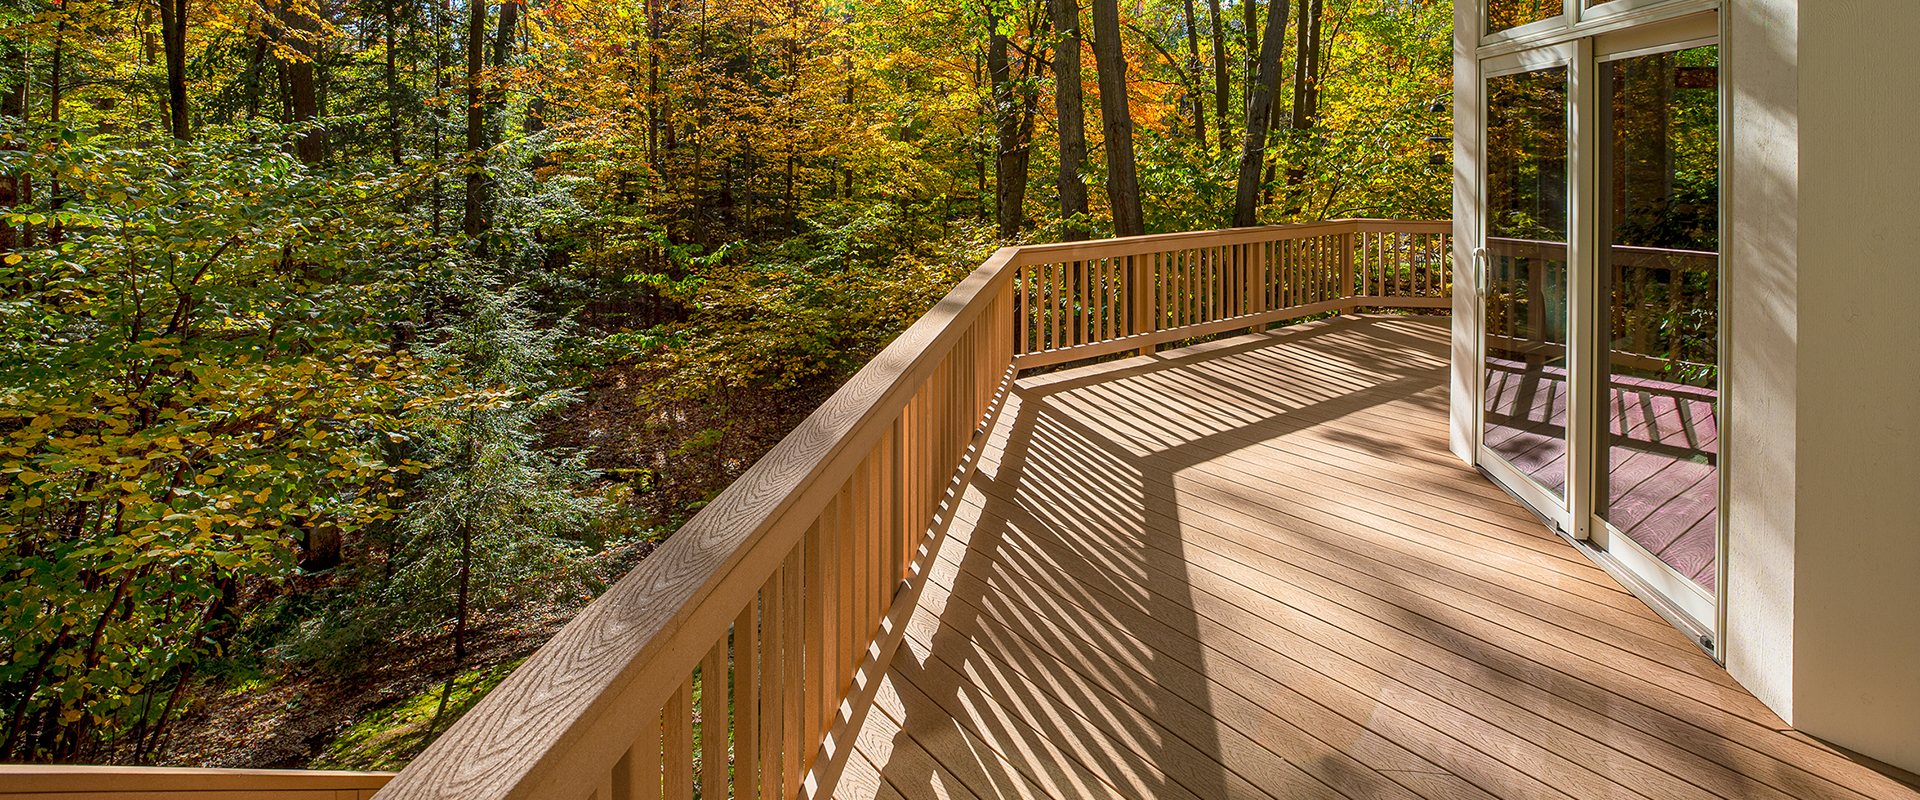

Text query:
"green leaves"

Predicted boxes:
[[0, 124, 437, 761]]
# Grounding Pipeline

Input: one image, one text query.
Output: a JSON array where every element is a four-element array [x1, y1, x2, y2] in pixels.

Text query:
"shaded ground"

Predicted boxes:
[[551, 361, 838, 531], [159, 597, 578, 769]]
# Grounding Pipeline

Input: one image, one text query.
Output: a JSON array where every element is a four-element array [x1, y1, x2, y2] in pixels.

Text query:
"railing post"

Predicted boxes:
[[1130, 254, 1151, 355], [1253, 238, 1268, 315], [1340, 231, 1356, 312]]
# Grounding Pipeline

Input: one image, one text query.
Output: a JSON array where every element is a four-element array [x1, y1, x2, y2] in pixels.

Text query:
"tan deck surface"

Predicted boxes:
[[824, 315, 1920, 800]]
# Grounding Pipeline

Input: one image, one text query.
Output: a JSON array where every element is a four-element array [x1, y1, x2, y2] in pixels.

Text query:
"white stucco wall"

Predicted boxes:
[[1787, 0, 1920, 774], [1724, 0, 1797, 730]]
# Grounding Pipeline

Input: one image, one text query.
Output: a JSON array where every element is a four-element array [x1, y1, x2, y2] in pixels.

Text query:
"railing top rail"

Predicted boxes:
[[1009, 218, 1451, 266]]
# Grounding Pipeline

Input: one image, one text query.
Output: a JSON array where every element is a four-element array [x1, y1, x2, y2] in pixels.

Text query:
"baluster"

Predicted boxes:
[[760, 565, 785, 800], [664, 676, 693, 800], [615, 706, 662, 800], [781, 542, 804, 800], [699, 635, 726, 800], [734, 601, 758, 800]]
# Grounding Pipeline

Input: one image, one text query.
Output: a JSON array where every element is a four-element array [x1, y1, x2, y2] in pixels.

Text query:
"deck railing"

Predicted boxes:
[[1, 221, 1448, 800], [1483, 236, 1718, 374], [1014, 219, 1452, 367], [367, 219, 1452, 800]]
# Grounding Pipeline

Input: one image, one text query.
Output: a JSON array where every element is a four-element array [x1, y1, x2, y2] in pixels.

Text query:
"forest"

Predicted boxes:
[[0, 0, 1449, 769]]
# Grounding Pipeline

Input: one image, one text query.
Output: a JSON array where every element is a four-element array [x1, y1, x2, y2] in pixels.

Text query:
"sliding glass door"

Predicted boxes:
[[1479, 49, 1574, 527], [1593, 41, 1721, 630], [1473, 12, 1723, 643]]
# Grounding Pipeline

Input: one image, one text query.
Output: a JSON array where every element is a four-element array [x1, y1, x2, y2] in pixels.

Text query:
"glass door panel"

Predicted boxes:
[[1483, 65, 1571, 501], [1598, 45, 1720, 596]]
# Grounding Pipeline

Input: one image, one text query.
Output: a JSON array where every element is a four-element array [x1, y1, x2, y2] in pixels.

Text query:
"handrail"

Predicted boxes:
[[371, 219, 1453, 800], [0, 765, 393, 798], [1012, 219, 1453, 367]]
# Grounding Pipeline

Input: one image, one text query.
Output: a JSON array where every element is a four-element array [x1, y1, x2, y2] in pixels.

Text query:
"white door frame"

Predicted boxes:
[[1472, 41, 1585, 536], [1459, 4, 1728, 653]]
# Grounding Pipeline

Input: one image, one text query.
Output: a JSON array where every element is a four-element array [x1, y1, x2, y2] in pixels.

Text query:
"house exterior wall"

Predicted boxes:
[[1724, 0, 1797, 732], [1784, 0, 1920, 773]]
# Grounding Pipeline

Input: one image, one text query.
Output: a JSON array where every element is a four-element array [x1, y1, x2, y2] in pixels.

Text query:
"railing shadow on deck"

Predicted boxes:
[[860, 315, 1457, 800]]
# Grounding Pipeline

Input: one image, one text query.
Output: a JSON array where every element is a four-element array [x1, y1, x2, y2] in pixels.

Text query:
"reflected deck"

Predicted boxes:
[[826, 315, 1915, 800], [1483, 359, 1718, 590]]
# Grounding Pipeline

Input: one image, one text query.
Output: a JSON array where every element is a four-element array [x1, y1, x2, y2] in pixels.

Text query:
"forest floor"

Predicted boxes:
[[155, 360, 835, 770]]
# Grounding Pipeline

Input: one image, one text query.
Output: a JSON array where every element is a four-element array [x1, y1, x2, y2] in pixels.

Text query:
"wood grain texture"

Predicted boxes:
[[829, 315, 1920, 800]]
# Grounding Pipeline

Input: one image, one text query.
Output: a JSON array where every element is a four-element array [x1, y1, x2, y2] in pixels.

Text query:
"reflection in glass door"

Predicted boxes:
[[1597, 45, 1721, 604], [1483, 66, 1571, 501]]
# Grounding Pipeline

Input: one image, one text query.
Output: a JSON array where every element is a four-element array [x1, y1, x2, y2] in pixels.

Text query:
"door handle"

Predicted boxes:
[[1472, 246, 1490, 297]]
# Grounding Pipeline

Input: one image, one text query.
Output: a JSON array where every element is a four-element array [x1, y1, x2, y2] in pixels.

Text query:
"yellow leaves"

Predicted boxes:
[[3, 254, 21, 266]]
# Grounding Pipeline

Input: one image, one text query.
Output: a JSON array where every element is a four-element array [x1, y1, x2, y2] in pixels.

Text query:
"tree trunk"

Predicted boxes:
[[1285, 0, 1323, 207], [1088, 0, 1143, 237], [0, 44, 20, 250], [1207, 0, 1228, 152], [432, 0, 448, 237], [1232, 0, 1288, 227], [491, 1, 519, 76], [1242, 0, 1257, 119], [156, 0, 189, 139], [461, 0, 487, 239], [646, 0, 661, 170], [386, 7, 401, 165], [279, 1, 323, 165], [48, 18, 62, 127], [1179, 0, 1206, 149], [455, 520, 471, 661], [841, 60, 854, 199], [142, 5, 158, 65], [1048, 0, 1089, 241], [988, 15, 1028, 238], [47, 11, 63, 245]]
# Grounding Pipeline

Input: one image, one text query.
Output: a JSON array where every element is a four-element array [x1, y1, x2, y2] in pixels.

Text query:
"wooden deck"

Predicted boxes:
[[826, 315, 1919, 800]]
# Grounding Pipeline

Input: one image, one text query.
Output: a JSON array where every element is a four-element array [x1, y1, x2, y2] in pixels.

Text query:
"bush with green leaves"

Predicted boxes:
[[0, 124, 434, 761]]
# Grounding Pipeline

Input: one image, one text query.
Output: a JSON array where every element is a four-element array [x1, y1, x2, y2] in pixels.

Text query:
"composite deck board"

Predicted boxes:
[[829, 316, 1920, 800]]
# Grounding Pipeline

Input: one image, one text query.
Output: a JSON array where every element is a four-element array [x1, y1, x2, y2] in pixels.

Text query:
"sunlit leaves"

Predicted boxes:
[[0, 126, 437, 759]]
